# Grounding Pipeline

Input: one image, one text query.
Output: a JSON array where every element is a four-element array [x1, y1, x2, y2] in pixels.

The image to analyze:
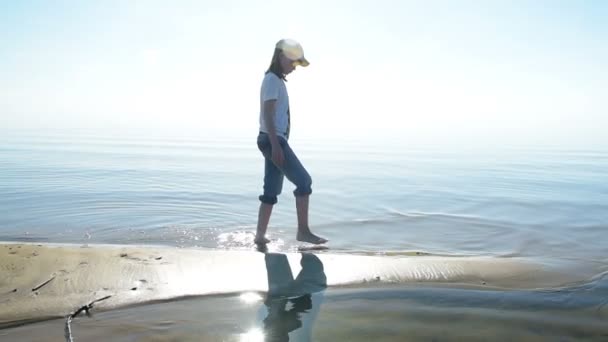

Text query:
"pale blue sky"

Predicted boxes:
[[1, 0, 606, 147]]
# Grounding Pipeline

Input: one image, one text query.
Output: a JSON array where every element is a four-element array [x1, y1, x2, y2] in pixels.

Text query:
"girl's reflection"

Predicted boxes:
[[260, 253, 327, 341]]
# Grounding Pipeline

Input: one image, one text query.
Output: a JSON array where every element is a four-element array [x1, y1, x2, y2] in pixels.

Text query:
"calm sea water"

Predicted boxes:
[[1, 132, 607, 266]]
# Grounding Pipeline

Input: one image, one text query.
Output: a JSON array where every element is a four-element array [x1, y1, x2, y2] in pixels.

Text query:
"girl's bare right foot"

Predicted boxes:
[[254, 236, 271, 245]]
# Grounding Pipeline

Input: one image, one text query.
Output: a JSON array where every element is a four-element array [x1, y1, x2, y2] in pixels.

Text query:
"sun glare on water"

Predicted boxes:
[[239, 328, 265, 342], [239, 292, 263, 304]]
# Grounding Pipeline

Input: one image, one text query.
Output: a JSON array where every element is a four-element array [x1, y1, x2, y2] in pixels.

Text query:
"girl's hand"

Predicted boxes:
[[271, 143, 284, 167]]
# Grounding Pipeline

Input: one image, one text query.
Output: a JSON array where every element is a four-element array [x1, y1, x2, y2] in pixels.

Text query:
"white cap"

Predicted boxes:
[[276, 38, 310, 67]]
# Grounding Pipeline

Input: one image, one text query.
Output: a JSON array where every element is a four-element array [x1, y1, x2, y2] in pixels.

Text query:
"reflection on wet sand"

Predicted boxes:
[[257, 252, 327, 342]]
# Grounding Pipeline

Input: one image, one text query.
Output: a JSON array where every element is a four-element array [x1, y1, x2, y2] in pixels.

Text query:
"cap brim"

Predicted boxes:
[[296, 57, 310, 67]]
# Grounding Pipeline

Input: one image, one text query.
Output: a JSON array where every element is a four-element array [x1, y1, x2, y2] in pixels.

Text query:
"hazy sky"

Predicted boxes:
[[1, 0, 606, 147]]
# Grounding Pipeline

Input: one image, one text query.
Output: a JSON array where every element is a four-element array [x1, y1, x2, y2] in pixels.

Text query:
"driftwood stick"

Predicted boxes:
[[32, 276, 56, 292], [64, 315, 74, 342], [64, 295, 112, 342]]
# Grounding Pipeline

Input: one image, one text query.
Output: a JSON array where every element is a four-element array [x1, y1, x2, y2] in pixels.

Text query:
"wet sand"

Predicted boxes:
[[1, 243, 606, 341], [2, 284, 607, 341]]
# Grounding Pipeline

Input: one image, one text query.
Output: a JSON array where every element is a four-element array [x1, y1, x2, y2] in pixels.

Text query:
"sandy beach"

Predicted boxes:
[[1, 243, 607, 341]]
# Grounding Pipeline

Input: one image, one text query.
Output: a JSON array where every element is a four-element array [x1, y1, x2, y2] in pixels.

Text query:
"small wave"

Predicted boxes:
[[385, 209, 482, 221], [346, 209, 491, 227]]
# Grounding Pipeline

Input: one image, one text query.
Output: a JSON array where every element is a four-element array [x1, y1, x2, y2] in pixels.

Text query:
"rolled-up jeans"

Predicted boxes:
[[257, 132, 312, 205]]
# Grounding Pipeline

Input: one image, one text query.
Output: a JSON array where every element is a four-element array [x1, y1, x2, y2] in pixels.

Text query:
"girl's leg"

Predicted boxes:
[[280, 142, 328, 244], [295, 195, 327, 244], [256, 134, 284, 244], [256, 203, 273, 244]]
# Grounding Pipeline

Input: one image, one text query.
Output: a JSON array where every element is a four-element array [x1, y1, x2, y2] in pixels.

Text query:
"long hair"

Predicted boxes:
[[266, 48, 287, 81]]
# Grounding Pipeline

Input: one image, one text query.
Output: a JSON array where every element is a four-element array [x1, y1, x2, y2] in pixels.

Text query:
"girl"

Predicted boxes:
[[255, 39, 327, 246]]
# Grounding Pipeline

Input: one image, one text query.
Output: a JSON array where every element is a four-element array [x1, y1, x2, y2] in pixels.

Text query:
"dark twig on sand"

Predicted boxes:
[[64, 295, 112, 342], [32, 276, 56, 292]]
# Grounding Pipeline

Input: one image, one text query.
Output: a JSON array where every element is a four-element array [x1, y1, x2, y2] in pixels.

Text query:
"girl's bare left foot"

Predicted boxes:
[[296, 232, 328, 245]]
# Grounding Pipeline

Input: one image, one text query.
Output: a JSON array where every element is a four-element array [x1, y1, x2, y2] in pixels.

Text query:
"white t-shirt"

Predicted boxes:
[[259, 72, 289, 138]]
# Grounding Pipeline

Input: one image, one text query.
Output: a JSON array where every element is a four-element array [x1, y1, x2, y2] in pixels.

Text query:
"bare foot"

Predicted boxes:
[[254, 236, 271, 245], [296, 232, 328, 245]]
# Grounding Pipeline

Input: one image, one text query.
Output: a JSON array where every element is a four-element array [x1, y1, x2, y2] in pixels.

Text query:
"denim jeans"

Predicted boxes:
[[257, 132, 312, 205]]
